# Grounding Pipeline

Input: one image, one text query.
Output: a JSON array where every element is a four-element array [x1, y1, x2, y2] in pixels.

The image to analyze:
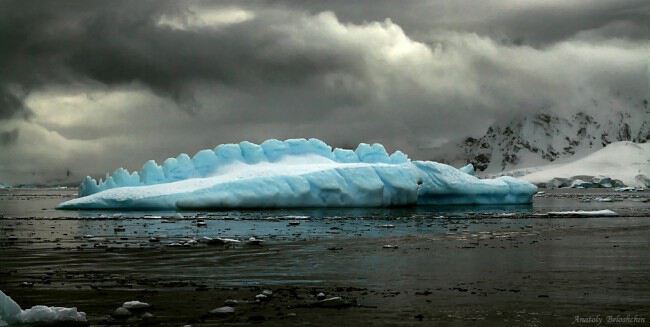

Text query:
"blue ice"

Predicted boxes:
[[58, 138, 536, 210]]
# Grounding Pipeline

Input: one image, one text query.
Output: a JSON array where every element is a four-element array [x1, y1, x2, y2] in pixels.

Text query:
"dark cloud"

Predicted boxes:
[[0, 0, 645, 117], [278, 0, 650, 45], [0, 0, 647, 184], [0, 128, 19, 146], [0, 0, 364, 118]]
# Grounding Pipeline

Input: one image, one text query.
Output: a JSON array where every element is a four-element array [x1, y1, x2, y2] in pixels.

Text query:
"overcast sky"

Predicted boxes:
[[0, 0, 648, 184]]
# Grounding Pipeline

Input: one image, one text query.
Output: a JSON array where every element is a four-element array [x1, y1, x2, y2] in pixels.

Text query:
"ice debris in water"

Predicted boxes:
[[122, 301, 150, 310], [547, 210, 618, 217], [57, 138, 537, 210], [0, 289, 87, 326]]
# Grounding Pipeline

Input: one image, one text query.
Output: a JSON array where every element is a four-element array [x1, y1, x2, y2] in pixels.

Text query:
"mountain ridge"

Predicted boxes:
[[454, 107, 649, 173]]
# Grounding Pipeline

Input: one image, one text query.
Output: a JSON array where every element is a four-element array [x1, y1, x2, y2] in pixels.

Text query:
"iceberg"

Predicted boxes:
[[57, 138, 537, 210], [0, 289, 87, 326]]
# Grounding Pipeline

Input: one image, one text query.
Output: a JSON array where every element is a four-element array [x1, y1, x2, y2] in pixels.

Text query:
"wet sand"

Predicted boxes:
[[1, 188, 649, 326]]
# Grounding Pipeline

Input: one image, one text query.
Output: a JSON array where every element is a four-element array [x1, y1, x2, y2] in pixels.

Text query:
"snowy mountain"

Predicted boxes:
[[454, 108, 649, 173], [502, 141, 650, 188]]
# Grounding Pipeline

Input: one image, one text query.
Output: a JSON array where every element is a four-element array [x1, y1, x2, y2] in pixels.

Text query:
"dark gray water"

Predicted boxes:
[[1, 187, 649, 326]]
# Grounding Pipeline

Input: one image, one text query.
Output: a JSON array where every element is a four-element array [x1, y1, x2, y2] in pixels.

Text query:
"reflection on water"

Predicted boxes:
[[3, 187, 649, 220], [2, 187, 537, 218], [1, 187, 649, 326]]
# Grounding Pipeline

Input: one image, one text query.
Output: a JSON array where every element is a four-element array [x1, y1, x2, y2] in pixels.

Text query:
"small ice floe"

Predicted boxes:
[[378, 224, 395, 228], [209, 306, 235, 316], [202, 236, 240, 245], [383, 244, 398, 249], [614, 187, 637, 192], [287, 221, 301, 226], [547, 210, 618, 217], [255, 294, 269, 302], [196, 221, 207, 227], [593, 197, 614, 202], [7, 235, 17, 241], [167, 238, 198, 247], [143, 215, 162, 219], [219, 237, 241, 244], [283, 215, 309, 220], [122, 301, 150, 310], [247, 237, 264, 245], [0, 289, 87, 325], [312, 296, 351, 308], [316, 292, 326, 300], [148, 236, 160, 242]]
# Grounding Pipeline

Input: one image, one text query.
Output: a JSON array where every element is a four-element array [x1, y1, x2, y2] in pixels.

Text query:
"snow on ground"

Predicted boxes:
[[501, 142, 650, 187]]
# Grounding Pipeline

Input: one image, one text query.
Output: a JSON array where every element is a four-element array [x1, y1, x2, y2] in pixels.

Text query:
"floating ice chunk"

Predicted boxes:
[[210, 306, 235, 315], [0, 289, 86, 325], [122, 301, 150, 310], [415, 161, 537, 205], [0, 290, 21, 326], [59, 139, 537, 210], [547, 210, 618, 217], [203, 237, 240, 245]]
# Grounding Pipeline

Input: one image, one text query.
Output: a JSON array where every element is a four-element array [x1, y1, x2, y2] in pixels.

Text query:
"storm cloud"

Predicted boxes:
[[0, 0, 648, 184]]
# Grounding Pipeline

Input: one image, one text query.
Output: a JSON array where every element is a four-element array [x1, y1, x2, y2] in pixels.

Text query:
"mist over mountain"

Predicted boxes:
[[436, 103, 649, 173]]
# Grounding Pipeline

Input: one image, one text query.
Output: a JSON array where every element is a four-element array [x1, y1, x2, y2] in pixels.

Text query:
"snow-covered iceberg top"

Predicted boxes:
[[58, 138, 537, 210], [0, 289, 87, 326]]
